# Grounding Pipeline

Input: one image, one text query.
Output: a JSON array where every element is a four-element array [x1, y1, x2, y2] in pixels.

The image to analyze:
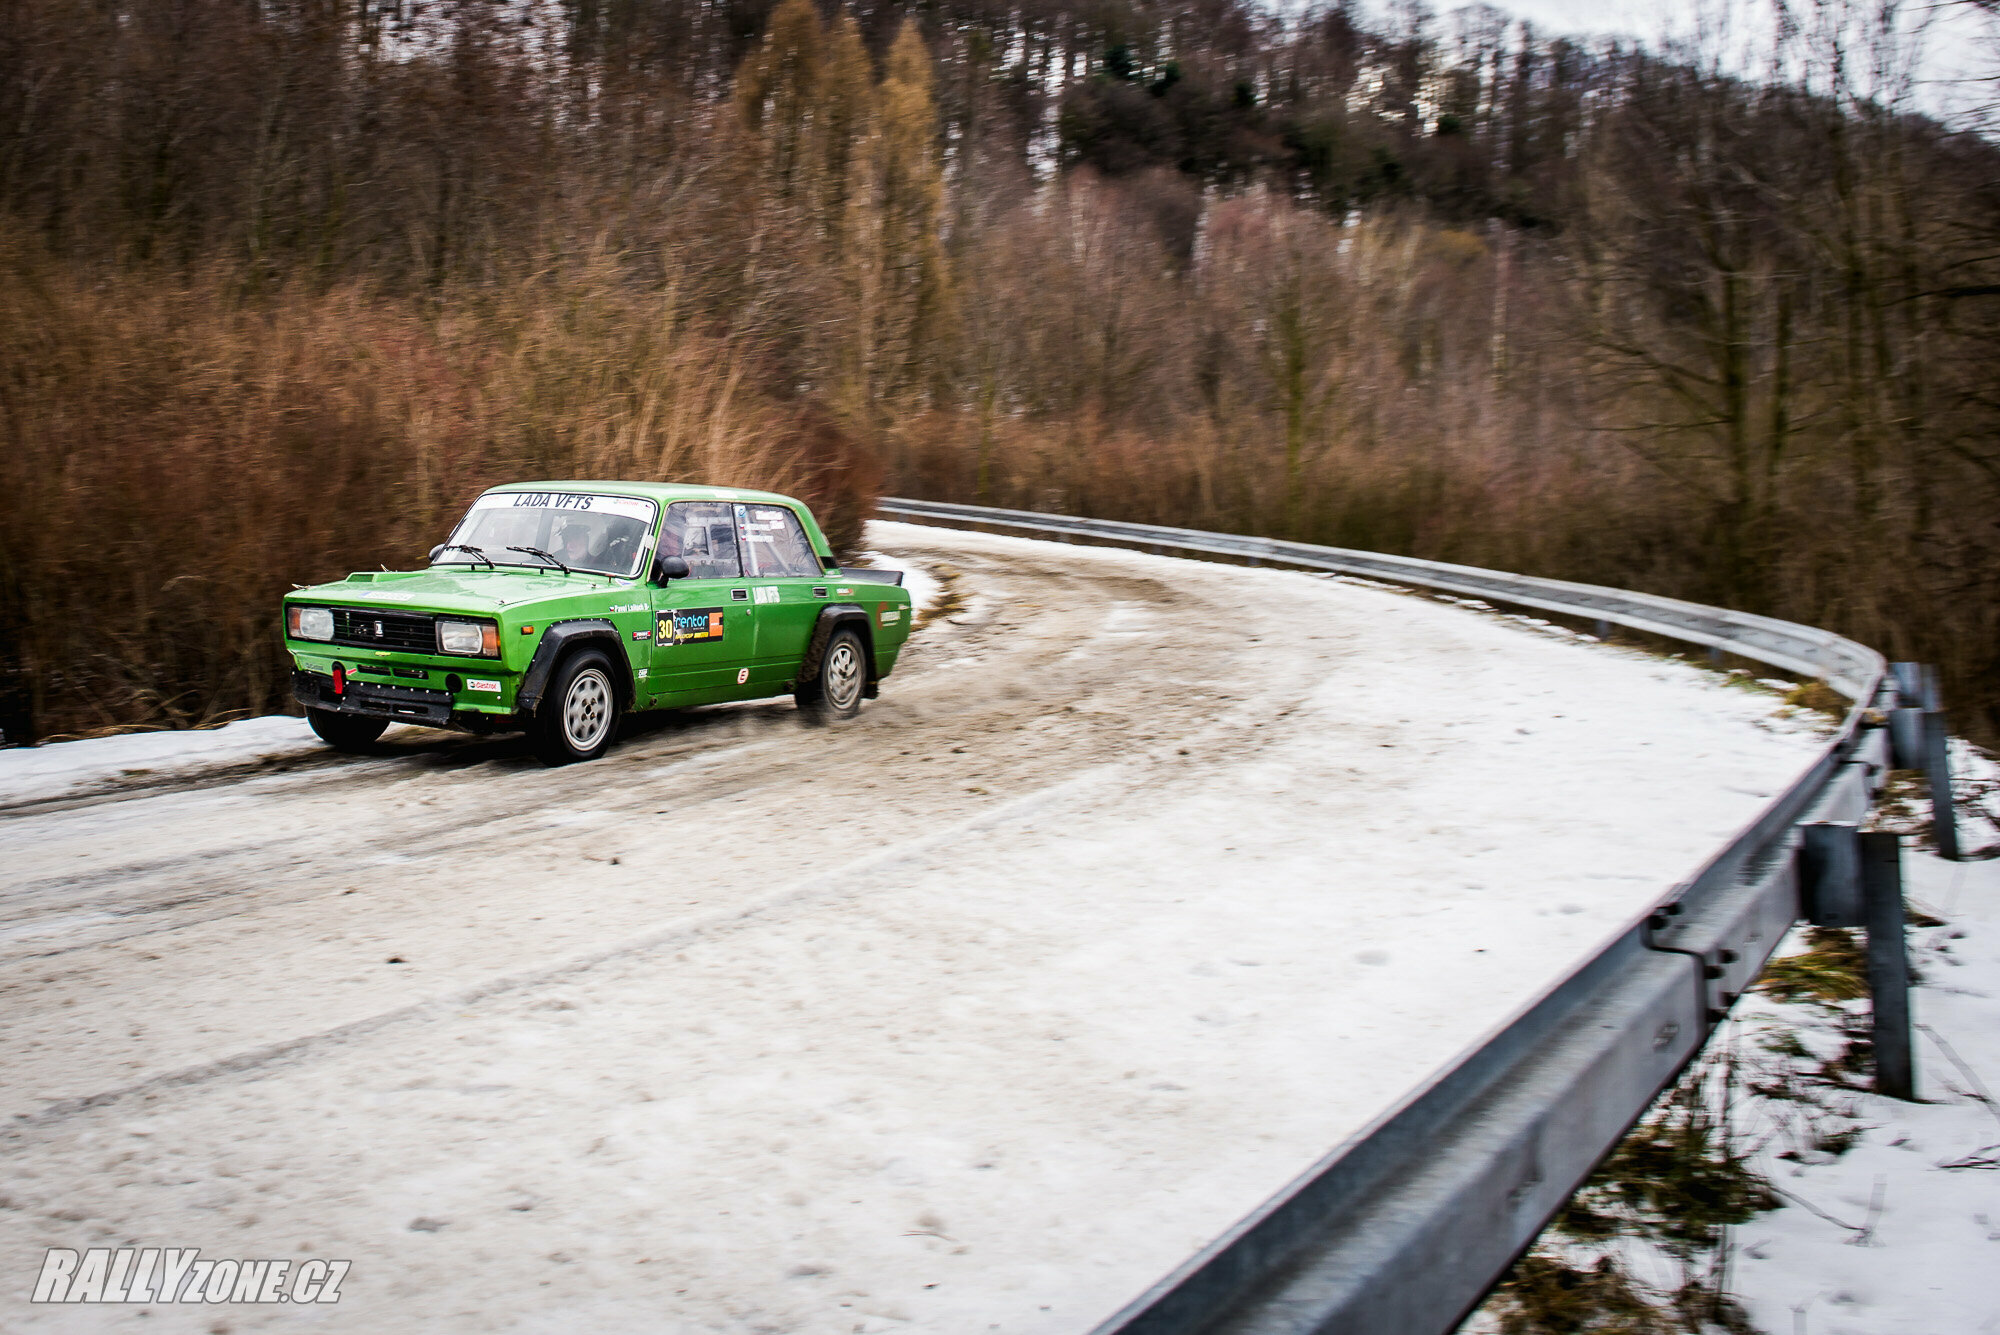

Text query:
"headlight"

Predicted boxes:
[[289, 606, 334, 641], [437, 619, 499, 656]]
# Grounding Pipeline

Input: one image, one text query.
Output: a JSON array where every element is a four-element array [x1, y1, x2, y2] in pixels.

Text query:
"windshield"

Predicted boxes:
[[437, 491, 658, 578]]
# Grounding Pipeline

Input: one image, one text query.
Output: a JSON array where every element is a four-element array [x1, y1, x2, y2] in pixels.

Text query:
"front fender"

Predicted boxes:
[[518, 620, 632, 713]]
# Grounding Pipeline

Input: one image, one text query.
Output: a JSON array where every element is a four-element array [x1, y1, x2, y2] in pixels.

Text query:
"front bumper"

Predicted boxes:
[[294, 670, 460, 726]]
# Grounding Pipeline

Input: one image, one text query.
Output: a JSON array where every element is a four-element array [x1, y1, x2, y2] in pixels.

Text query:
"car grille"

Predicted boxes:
[[331, 608, 436, 652]]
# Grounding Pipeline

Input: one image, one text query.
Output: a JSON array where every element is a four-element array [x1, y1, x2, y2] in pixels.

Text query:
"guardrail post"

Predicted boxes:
[[1886, 663, 1959, 860], [1890, 708, 1926, 769], [1923, 709, 1962, 861], [1891, 661, 1925, 707], [1798, 822, 1863, 927], [1861, 832, 1916, 1100]]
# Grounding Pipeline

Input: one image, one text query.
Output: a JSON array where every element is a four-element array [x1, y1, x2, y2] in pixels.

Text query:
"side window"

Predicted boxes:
[[663, 502, 742, 579], [739, 504, 823, 578]]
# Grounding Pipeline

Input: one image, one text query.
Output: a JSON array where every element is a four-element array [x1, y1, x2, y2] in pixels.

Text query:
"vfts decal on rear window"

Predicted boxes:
[[657, 607, 726, 646]]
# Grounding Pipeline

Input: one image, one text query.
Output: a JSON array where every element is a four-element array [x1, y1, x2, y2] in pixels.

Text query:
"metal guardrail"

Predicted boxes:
[[876, 497, 1907, 1335]]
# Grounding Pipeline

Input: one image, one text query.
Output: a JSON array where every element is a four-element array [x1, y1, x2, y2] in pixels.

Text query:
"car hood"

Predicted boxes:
[[289, 567, 628, 616]]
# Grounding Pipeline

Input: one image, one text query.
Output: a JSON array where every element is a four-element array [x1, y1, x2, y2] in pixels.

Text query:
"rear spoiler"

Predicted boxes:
[[837, 567, 905, 586]]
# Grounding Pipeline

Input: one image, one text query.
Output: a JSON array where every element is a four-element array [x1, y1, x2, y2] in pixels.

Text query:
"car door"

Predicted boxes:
[[737, 501, 828, 689], [649, 501, 756, 702]]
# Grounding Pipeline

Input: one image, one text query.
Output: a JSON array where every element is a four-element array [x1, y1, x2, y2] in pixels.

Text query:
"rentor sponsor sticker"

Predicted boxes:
[[879, 608, 902, 625], [655, 607, 726, 646]]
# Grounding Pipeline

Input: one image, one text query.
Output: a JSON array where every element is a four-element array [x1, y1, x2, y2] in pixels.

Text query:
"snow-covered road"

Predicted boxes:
[[0, 522, 1833, 1333]]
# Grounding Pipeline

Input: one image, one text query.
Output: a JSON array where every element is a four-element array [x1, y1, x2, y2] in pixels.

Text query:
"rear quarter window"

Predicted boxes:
[[739, 504, 823, 578]]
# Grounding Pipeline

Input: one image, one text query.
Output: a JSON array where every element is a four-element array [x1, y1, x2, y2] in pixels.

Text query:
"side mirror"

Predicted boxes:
[[653, 554, 690, 584], [428, 544, 445, 563]]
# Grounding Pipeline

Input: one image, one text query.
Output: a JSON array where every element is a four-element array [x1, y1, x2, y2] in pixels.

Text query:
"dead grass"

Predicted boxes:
[[1486, 1056, 1777, 1334], [1561, 1084, 1779, 1261], [1755, 928, 1870, 1007], [0, 237, 880, 742], [1489, 1255, 1682, 1335], [1782, 680, 1849, 717]]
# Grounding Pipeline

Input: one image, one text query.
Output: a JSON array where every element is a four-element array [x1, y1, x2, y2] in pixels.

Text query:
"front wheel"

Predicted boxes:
[[307, 707, 388, 753], [797, 627, 867, 724], [534, 649, 622, 765]]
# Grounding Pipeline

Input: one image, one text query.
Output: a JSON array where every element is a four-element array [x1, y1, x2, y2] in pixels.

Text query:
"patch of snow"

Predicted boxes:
[[1728, 747, 2000, 1335], [855, 549, 943, 614], [1463, 743, 2000, 1335], [0, 715, 321, 807]]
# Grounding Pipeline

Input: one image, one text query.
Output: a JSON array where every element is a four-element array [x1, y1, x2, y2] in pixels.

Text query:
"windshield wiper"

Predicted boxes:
[[506, 546, 572, 575], [436, 543, 495, 569]]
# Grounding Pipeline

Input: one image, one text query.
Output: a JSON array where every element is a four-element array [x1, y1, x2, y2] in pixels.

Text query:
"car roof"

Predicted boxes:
[[480, 481, 804, 507], [476, 480, 838, 559]]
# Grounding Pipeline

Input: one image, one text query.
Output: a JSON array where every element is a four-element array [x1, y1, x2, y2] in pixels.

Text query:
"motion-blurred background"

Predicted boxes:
[[1, 0, 1994, 746]]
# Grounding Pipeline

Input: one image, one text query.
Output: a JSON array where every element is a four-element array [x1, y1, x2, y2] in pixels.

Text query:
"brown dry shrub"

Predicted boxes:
[[774, 402, 882, 557], [0, 237, 876, 742]]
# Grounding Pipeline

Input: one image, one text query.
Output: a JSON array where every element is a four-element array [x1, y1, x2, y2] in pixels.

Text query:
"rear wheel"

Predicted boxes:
[[797, 627, 867, 724], [307, 707, 388, 753], [534, 649, 621, 765]]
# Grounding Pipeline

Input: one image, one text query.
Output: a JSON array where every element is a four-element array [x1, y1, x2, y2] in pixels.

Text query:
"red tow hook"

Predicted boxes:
[[331, 664, 347, 696]]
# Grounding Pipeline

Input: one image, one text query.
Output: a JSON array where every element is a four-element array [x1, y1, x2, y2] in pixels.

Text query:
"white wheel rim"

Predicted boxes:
[[825, 641, 862, 710], [563, 668, 613, 750]]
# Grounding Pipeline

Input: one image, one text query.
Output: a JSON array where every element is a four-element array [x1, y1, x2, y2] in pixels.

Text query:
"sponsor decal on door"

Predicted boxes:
[[656, 607, 726, 646]]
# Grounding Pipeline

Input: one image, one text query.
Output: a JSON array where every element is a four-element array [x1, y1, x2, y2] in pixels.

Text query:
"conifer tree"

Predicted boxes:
[[734, 0, 823, 206], [864, 20, 954, 408], [815, 13, 876, 249]]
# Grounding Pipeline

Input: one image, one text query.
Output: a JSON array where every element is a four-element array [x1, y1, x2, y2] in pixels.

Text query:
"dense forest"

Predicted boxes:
[[1, 0, 1996, 745]]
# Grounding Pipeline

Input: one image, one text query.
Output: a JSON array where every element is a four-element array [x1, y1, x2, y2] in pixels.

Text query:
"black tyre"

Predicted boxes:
[[797, 627, 867, 723], [534, 648, 621, 765], [307, 707, 389, 753]]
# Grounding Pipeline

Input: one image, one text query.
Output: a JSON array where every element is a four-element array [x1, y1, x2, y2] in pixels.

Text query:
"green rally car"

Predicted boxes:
[[283, 482, 912, 764]]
